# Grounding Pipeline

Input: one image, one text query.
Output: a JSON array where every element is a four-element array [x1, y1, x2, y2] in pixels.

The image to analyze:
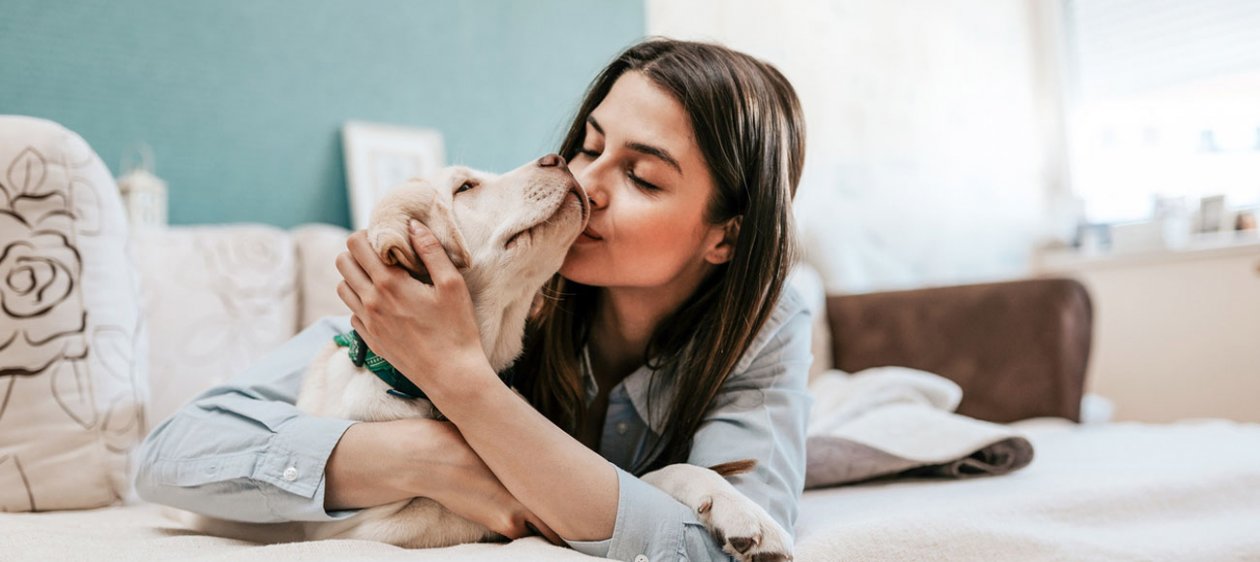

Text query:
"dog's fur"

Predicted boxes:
[[181, 156, 792, 561]]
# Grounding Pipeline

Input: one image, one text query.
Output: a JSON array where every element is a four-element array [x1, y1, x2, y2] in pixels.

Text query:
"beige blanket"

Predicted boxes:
[[805, 367, 1034, 488]]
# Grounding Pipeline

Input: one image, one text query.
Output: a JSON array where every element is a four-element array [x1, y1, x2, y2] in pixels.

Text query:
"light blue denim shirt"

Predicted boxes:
[[134, 285, 813, 562]]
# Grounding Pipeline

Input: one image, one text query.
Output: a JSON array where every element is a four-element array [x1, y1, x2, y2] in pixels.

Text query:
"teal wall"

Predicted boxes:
[[0, 0, 644, 228]]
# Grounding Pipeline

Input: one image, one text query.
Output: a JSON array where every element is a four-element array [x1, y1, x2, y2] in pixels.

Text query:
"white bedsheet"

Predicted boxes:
[[795, 418, 1260, 561], [4, 419, 1259, 561]]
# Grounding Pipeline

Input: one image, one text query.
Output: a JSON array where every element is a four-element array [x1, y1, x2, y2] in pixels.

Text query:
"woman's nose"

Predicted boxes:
[[573, 164, 606, 209]]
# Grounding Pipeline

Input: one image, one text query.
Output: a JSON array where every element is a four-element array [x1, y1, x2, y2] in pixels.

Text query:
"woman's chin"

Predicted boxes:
[[558, 256, 598, 286]]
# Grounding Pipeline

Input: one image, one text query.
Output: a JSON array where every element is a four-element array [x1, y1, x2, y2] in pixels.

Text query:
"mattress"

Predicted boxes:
[[4, 418, 1259, 562]]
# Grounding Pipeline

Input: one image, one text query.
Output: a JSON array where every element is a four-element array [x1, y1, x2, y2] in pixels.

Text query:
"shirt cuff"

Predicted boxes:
[[565, 464, 694, 561], [253, 414, 361, 521]]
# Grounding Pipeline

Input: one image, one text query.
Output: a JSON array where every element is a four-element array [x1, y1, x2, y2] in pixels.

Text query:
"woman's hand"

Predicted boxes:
[[324, 418, 562, 544], [421, 421, 565, 545], [335, 222, 487, 393]]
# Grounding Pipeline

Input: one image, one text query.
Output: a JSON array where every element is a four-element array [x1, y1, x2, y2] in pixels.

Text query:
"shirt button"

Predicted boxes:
[[282, 466, 298, 481], [616, 421, 630, 435], [634, 556, 649, 562]]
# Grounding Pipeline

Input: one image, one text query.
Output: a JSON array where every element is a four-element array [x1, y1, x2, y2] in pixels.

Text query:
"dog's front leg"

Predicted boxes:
[[641, 461, 793, 562]]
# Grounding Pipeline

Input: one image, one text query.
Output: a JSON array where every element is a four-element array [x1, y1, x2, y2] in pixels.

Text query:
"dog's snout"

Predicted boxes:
[[537, 154, 565, 168]]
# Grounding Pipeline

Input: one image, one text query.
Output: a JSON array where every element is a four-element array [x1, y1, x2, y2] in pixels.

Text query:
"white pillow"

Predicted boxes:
[[132, 224, 299, 426], [0, 115, 148, 511]]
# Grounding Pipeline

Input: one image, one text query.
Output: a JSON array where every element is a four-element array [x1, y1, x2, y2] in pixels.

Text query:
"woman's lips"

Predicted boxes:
[[581, 225, 603, 241]]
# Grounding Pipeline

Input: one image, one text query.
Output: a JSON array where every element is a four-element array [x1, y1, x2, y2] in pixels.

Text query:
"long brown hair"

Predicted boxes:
[[513, 38, 805, 475]]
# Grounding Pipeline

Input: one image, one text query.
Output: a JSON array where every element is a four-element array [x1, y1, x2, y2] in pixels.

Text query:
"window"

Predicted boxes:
[[1066, 0, 1260, 224]]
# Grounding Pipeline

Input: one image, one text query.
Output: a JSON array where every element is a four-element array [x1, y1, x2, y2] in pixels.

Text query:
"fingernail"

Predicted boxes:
[[409, 220, 420, 233]]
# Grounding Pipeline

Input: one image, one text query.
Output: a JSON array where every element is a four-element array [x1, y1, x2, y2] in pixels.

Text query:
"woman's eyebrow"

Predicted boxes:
[[586, 115, 605, 135], [627, 142, 682, 175], [587, 115, 683, 176]]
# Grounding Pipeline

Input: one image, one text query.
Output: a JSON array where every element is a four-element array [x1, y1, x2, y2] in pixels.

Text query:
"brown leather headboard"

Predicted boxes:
[[825, 278, 1092, 423]]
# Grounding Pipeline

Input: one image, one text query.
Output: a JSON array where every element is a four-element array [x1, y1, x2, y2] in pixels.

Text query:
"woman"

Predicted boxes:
[[135, 38, 813, 562]]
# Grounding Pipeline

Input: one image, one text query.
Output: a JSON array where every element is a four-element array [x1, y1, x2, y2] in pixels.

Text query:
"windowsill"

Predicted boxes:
[[1036, 232, 1260, 273]]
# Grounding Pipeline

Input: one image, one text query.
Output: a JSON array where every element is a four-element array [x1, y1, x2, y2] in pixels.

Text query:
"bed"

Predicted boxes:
[[3, 115, 1258, 561]]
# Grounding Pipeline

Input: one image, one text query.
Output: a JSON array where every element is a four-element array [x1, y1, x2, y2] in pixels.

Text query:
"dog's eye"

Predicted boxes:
[[455, 181, 475, 194]]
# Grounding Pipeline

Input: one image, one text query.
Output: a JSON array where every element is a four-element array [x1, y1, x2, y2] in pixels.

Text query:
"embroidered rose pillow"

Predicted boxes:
[[0, 116, 148, 511]]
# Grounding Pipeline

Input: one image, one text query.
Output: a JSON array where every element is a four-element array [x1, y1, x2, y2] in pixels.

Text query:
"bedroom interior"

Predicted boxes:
[[2, 1, 1258, 560]]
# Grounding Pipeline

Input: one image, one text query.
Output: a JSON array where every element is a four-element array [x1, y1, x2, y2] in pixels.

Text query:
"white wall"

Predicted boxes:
[[648, 0, 1070, 293]]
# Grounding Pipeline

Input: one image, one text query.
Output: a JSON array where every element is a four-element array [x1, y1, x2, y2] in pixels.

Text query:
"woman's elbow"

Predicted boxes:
[[131, 421, 170, 503]]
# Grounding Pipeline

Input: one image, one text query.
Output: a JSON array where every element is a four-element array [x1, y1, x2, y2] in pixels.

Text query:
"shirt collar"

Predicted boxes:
[[580, 345, 674, 434], [578, 284, 807, 435]]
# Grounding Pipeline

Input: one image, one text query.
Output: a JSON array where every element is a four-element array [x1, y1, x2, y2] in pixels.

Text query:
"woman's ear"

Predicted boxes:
[[703, 215, 741, 265]]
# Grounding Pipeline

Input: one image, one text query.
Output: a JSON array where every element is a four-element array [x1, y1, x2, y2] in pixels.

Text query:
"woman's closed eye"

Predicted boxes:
[[575, 144, 662, 193], [627, 169, 662, 192]]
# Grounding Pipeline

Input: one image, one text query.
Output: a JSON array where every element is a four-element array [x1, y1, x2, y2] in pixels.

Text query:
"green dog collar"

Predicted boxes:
[[333, 330, 426, 400]]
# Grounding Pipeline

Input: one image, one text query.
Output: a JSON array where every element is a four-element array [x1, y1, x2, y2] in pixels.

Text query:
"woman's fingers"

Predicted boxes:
[[350, 314, 366, 336], [498, 517, 530, 541], [496, 511, 563, 545], [411, 440, 564, 545], [346, 230, 392, 284], [336, 280, 363, 313], [335, 250, 373, 296], [409, 221, 461, 292], [526, 517, 565, 546]]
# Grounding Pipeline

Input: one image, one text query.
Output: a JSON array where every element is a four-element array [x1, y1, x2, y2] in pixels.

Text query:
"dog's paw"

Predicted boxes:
[[696, 491, 793, 562], [641, 462, 794, 562]]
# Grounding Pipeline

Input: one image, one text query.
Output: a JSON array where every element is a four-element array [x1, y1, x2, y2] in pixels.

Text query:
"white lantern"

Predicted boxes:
[[116, 144, 168, 231]]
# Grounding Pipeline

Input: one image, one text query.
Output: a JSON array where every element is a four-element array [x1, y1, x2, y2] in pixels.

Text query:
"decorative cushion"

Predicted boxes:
[[0, 115, 149, 511], [132, 225, 299, 426], [787, 263, 834, 386], [292, 223, 352, 330]]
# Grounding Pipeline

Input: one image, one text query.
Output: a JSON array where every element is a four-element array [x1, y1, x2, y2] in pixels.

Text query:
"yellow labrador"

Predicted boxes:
[[184, 155, 791, 561]]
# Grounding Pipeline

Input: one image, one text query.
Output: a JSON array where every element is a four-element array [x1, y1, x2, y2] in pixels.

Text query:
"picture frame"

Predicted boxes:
[[341, 121, 446, 230], [1197, 194, 1227, 233]]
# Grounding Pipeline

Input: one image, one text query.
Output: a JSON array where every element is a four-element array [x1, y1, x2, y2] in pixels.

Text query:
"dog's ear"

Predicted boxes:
[[368, 178, 473, 283]]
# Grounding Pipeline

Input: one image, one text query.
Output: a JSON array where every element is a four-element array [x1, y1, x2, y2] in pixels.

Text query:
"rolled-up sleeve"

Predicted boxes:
[[570, 294, 814, 561], [133, 315, 362, 523]]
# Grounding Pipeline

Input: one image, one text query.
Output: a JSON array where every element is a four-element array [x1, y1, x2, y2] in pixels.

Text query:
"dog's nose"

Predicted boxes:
[[537, 154, 566, 168]]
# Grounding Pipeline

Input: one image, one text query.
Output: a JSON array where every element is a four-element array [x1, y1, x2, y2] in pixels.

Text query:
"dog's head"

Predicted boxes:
[[367, 154, 589, 302]]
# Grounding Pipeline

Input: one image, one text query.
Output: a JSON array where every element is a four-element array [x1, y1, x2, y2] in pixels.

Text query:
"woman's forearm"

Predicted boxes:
[[427, 364, 619, 542], [324, 414, 569, 543], [324, 419, 451, 510]]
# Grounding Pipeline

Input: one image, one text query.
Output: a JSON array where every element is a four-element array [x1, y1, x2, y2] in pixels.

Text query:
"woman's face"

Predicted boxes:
[[560, 71, 730, 290]]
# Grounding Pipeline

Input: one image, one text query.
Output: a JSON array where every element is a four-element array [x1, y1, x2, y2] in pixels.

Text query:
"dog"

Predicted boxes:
[[182, 154, 792, 561]]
